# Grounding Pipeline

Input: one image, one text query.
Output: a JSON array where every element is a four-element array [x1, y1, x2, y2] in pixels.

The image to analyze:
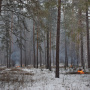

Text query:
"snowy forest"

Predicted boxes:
[[0, 0, 90, 90]]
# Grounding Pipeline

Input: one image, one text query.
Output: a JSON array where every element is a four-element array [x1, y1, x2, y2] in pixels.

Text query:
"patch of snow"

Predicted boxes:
[[0, 68, 90, 90]]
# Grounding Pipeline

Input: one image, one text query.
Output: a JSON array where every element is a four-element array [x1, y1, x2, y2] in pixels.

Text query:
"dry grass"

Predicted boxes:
[[10, 68, 23, 72], [0, 67, 6, 71], [26, 65, 34, 69], [24, 72, 34, 75], [0, 67, 35, 85], [0, 72, 34, 85]]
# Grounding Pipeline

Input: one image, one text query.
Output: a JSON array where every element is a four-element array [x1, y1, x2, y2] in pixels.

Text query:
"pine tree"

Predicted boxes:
[[0, 0, 2, 13], [56, 0, 61, 78], [86, 0, 90, 68]]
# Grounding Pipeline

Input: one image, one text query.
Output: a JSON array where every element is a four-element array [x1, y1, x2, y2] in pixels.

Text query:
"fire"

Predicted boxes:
[[70, 65, 73, 68], [77, 69, 84, 74], [16, 66, 20, 68]]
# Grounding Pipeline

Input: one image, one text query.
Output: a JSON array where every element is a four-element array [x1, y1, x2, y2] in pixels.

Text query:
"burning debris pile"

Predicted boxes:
[[77, 69, 84, 74], [65, 68, 88, 74]]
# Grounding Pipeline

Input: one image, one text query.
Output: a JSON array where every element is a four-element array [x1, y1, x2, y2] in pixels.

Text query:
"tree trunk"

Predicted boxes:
[[81, 32, 84, 68], [33, 21, 36, 68], [9, 37, 11, 68], [44, 38, 46, 68], [70, 41, 73, 66], [0, 0, 2, 13], [6, 42, 9, 68], [9, 12, 13, 67], [65, 34, 68, 69], [6, 22, 9, 68], [29, 50, 31, 65], [76, 43, 79, 66], [64, 6, 68, 69], [76, 34, 79, 66], [18, 16, 22, 67], [20, 30, 22, 67], [49, 31, 51, 71], [24, 30, 27, 67], [79, 9, 84, 69], [86, 0, 90, 68], [47, 30, 49, 69], [56, 0, 61, 78], [40, 50, 42, 67], [37, 28, 38, 68], [53, 50, 54, 66]]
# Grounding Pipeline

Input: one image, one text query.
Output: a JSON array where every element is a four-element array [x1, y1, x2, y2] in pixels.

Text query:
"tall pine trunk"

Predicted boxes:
[[20, 29, 22, 67], [70, 41, 73, 66], [18, 16, 22, 67], [29, 50, 31, 65], [76, 43, 79, 66], [0, 0, 2, 13], [44, 38, 46, 68], [76, 34, 80, 66], [86, 0, 90, 68], [81, 31, 84, 68], [37, 27, 38, 68], [33, 21, 36, 68], [6, 22, 9, 68], [40, 50, 42, 67], [56, 0, 61, 78], [47, 30, 49, 69], [6, 41, 9, 68], [24, 30, 27, 67], [9, 12, 13, 67], [64, 7, 68, 69], [53, 50, 55, 66], [49, 31, 51, 71], [65, 34, 68, 69], [79, 9, 84, 69]]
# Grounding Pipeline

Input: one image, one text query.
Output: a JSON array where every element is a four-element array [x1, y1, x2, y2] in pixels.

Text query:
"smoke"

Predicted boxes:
[[11, 51, 20, 66]]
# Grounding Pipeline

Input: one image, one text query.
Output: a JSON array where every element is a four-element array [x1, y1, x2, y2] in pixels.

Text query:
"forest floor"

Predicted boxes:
[[0, 66, 90, 90]]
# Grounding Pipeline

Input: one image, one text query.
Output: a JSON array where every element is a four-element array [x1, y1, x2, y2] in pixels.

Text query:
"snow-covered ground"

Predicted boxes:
[[0, 67, 90, 90]]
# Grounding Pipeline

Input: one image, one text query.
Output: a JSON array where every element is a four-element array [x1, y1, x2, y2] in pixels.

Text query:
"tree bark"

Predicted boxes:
[[40, 50, 42, 67], [37, 27, 38, 68], [86, 0, 90, 68], [79, 9, 84, 69], [81, 31, 84, 68], [18, 15, 22, 67], [56, 0, 61, 78], [65, 33, 68, 69], [47, 30, 49, 69], [49, 31, 51, 71], [6, 22, 9, 68], [0, 0, 2, 14], [76, 43, 79, 66], [20, 30, 22, 67], [44, 38, 47, 68], [53, 50, 54, 66], [24, 30, 27, 67], [6, 41, 9, 68], [70, 41, 73, 66], [33, 21, 36, 68]]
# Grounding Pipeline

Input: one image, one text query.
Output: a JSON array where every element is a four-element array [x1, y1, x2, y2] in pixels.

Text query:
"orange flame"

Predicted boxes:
[[70, 65, 73, 68], [16, 66, 20, 68], [77, 70, 84, 74]]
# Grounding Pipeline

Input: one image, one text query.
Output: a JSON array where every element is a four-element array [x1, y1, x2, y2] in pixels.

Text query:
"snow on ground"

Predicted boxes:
[[0, 67, 90, 90]]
